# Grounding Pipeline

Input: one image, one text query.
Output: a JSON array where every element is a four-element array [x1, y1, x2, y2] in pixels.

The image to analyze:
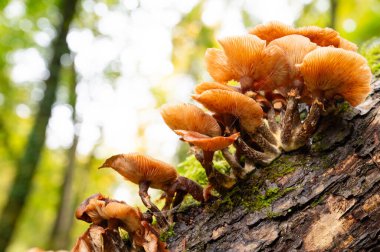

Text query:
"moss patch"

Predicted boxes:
[[160, 224, 176, 242]]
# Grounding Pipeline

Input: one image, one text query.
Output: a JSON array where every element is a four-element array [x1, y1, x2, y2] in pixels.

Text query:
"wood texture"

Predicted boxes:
[[167, 79, 380, 252]]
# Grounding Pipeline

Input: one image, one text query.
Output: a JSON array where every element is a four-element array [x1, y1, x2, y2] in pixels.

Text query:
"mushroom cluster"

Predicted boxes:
[[72, 21, 372, 252], [161, 21, 371, 194]]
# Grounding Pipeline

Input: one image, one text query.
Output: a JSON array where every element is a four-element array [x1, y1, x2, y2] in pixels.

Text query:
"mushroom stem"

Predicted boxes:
[[138, 181, 169, 229], [256, 120, 278, 145], [293, 99, 323, 148], [281, 89, 300, 150], [176, 176, 205, 203], [267, 107, 280, 134], [235, 137, 274, 165], [250, 133, 281, 156], [221, 148, 245, 179], [193, 148, 236, 194]]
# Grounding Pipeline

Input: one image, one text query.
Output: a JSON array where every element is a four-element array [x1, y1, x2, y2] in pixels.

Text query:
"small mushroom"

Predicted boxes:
[[99, 153, 205, 228], [74, 194, 167, 252], [193, 89, 282, 165], [161, 103, 245, 191]]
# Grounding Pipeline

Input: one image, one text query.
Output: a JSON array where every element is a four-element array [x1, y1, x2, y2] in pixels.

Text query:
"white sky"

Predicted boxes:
[[5, 0, 355, 203]]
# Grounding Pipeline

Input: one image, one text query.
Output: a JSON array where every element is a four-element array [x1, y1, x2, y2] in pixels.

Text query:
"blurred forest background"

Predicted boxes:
[[0, 0, 379, 251]]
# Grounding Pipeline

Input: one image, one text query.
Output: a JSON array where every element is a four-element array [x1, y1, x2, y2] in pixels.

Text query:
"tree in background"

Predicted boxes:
[[0, 0, 80, 250]]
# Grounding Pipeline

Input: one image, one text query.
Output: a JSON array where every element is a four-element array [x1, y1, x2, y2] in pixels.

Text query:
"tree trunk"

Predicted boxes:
[[0, 0, 79, 250], [167, 78, 380, 252], [49, 63, 80, 249]]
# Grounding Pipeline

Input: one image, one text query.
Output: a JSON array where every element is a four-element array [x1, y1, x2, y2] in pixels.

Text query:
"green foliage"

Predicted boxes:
[[361, 38, 380, 76], [177, 155, 208, 186]]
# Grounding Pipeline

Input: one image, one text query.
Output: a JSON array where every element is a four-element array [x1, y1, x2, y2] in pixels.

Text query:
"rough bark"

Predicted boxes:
[[167, 78, 380, 252], [0, 0, 79, 250]]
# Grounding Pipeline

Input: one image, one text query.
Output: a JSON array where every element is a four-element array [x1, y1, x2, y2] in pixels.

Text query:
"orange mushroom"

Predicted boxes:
[[194, 81, 239, 94], [205, 34, 288, 92], [174, 130, 240, 152], [299, 47, 371, 106], [193, 89, 282, 165], [161, 103, 221, 137], [248, 21, 296, 44], [249, 21, 358, 51], [99, 153, 205, 228], [74, 193, 167, 252], [266, 35, 317, 91], [192, 89, 263, 133]]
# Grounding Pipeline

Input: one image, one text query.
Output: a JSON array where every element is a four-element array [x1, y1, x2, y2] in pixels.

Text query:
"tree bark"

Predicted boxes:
[[167, 78, 380, 252], [0, 0, 79, 250]]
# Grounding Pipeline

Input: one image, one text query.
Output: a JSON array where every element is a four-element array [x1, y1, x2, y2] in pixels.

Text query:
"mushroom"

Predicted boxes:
[[249, 21, 358, 51], [205, 34, 288, 93], [193, 89, 282, 165], [99, 153, 205, 228], [161, 103, 244, 191], [281, 47, 372, 150], [74, 193, 167, 252], [299, 47, 372, 107], [194, 81, 239, 94]]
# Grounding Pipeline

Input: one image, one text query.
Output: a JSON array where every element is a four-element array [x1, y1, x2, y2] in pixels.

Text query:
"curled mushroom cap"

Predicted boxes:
[[194, 81, 238, 94], [99, 153, 178, 190], [297, 26, 340, 47], [192, 89, 263, 132], [267, 35, 317, 87], [174, 130, 240, 151], [161, 103, 221, 137], [298, 47, 371, 106], [75, 193, 107, 224]]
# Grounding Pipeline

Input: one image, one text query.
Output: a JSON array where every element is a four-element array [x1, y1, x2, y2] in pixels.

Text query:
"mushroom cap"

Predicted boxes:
[[249, 21, 296, 44], [297, 26, 340, 47], [249, 21, 357, 51], [75, 193, 142, 233], [161, 103, 221, 137], [205, 35, 266, 85], [75, 193, 106, 223], [298, 47, 372, 106], [101, 201, 142, 233], [339, 37, 358, 51], [99, 153, 178, 190], [194, 81, 238, 94], [267, 35, 317, 84], [192, 89, 263, 132], [174, 130, 240, 151]]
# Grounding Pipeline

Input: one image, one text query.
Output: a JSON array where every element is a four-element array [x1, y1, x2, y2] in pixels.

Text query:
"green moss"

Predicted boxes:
[[160, 224, 175, 242], [177, 155, 208, 186], [361, 38, 380, 76]]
